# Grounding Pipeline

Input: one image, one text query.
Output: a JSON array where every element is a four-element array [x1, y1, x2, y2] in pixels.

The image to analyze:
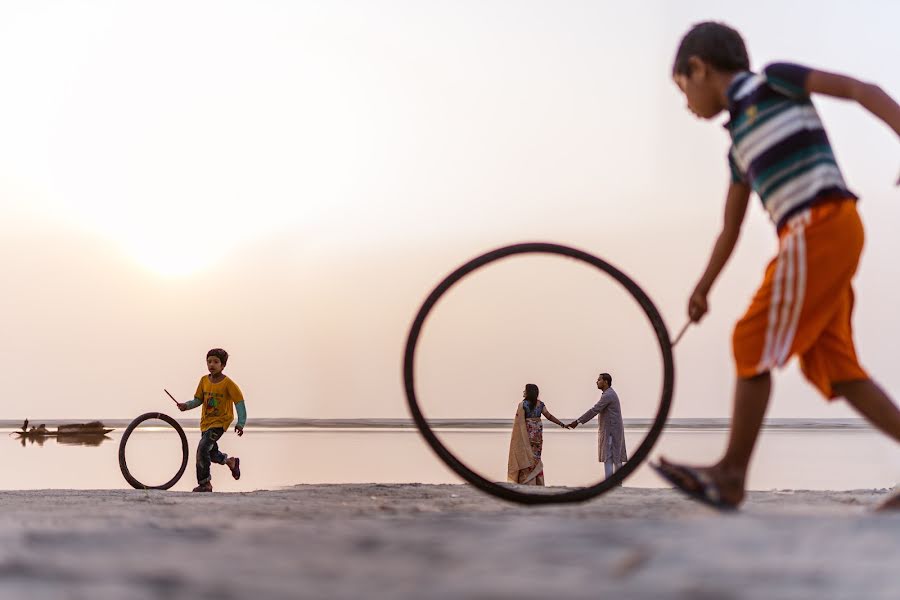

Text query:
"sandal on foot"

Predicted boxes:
[[228, 457, 241, 480], [650, 461, 737, 512]]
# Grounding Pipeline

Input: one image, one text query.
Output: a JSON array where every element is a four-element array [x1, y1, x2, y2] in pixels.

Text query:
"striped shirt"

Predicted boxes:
[[725, 63, 856, 230]]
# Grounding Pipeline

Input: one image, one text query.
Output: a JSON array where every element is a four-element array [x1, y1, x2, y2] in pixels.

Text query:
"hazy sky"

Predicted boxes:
[[1, 1, 898, 421]]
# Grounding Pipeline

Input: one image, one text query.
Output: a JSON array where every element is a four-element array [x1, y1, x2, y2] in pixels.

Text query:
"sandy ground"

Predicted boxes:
[[0, 484, 896, 600]]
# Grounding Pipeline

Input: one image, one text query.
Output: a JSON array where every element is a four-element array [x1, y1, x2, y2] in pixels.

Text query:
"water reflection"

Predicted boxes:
[[56, 434, 113, 447], [13, 432, 114, 447], [13, 432, 48, 447]]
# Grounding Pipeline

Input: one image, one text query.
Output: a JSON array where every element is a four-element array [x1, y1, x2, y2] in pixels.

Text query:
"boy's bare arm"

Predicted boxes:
[[689, 181, 752, 322], [806, 70, 900, 138]]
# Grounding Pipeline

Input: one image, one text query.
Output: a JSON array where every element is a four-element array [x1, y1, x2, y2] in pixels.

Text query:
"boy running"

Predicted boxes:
[[178, 348, 247, 492], [654, 22, 900, 510]]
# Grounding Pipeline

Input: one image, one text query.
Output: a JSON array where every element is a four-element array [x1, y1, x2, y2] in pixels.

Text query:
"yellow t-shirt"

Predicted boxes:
[[194, 375, 244, 431]]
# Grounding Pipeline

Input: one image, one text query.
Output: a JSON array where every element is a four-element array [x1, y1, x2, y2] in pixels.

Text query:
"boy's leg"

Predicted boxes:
[[209, 445, 227, 465], [715, 372, 772, 493], [659, 372, 770, 507], [203, 427, 241, 479], [834, 380, 900, 511], [196, 429, 223, 485], [208, 428, 228, 465], [834, 379, 900, 443], [202, 427, 241, 480]]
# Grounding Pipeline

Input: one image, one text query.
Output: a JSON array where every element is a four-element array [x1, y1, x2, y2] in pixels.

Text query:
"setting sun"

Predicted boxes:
[[124, 236, 216, 277]]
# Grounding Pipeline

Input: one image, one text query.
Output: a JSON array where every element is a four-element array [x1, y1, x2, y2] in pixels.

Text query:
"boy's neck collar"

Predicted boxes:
[[722, 70, 755, 128], [725, 71, 754, 100]]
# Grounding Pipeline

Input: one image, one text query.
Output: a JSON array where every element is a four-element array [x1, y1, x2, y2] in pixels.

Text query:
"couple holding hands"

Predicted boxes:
[[507, 373, 628, 486]]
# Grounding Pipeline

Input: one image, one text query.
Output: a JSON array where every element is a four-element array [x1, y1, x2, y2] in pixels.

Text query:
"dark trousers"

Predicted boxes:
[[196, 427, 227, 484]]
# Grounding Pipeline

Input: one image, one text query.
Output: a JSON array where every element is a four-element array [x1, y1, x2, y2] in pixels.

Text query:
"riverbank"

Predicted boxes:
[[0, 484, 896, 599]]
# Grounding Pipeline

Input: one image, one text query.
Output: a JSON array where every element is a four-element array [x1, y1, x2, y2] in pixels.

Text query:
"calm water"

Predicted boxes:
[[4, 421, 898, 493]]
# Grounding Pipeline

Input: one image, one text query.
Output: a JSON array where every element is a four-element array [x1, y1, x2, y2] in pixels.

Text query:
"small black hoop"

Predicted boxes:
[[118, 412, 189, 490], [403, 242, 674, 505]]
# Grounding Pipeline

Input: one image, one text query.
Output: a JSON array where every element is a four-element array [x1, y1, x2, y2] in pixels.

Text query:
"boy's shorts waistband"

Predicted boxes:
[[776, 196, 857, 237]]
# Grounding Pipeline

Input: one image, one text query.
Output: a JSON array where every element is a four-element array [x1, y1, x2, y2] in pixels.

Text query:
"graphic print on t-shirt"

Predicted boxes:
[[204, 391, 223, 415]]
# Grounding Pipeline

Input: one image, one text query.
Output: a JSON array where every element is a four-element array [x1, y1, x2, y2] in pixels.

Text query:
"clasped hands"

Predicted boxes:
[[559, 421, 580, 429]]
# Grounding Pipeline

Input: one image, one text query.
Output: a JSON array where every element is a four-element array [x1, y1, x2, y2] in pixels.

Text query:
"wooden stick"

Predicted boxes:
[[671, 320, 691, 347], [163, 389, 179, 405]]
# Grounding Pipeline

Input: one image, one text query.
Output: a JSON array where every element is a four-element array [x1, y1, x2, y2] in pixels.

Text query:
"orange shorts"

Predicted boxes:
[[733, 199, 868, 399]]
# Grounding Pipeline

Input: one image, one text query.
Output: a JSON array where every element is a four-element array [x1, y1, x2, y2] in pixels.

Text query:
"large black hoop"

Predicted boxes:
[[118, 412, 189, 490], [403, 242, 675, 505]]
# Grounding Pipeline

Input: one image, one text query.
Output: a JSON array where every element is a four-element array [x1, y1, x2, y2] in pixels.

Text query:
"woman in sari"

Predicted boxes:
[[507, 383, 566, 485]]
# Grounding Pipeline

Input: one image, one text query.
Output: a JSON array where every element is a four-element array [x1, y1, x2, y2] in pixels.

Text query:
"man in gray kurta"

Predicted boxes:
[[567, 372, 627, 479]]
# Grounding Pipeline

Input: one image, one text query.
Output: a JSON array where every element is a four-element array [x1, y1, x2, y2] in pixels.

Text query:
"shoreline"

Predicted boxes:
[[1, 484, 897, 599], [0, 417, 877, 431]]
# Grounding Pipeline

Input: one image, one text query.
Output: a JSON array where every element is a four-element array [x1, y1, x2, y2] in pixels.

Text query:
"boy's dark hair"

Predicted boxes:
[[207, 348, 229, 367], [672, 22, 749, 76], [599, 372, 612, 386]]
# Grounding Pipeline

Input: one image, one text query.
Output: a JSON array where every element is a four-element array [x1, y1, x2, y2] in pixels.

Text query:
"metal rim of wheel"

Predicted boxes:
[[403, 242, 675, 505], [118, 412, 189, 490]]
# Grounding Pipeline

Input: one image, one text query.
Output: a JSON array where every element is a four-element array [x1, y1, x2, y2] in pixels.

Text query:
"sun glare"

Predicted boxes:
[[125, 238, 216, 278]]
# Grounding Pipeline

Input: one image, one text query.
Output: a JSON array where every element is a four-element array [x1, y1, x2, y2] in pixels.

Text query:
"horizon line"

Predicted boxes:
[[2, 417, 873, 431]]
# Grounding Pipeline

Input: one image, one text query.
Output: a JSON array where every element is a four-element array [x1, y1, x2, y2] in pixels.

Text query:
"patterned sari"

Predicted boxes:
[[507, 401, 545, 486]]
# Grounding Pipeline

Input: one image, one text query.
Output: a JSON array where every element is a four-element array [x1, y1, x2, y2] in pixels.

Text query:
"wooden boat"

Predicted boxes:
[[57, 421, 114, 435], [14, 420, 114, 437]]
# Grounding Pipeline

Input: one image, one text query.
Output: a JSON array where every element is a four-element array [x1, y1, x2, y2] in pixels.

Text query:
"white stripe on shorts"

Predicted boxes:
[[756, 210, 810, 371], [776, 212, 809, 364]]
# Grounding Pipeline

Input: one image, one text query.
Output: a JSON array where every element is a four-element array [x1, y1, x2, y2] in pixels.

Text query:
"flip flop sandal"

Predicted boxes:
[[650, 462, 737, 512]]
